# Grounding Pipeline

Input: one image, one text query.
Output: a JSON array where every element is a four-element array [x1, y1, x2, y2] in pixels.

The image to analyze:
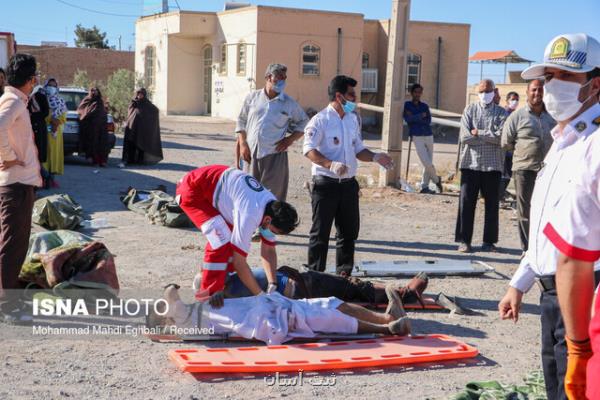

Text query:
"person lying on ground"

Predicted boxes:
[[176, 165, 299, 307], [148, 284, 411, 345], [193, 266, 429, 307]]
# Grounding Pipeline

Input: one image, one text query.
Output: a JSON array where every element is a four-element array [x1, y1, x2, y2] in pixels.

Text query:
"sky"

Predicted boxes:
[[3, 0, 600, 84]]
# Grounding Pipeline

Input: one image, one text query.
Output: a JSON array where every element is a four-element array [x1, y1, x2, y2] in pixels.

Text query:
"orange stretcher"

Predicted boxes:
[[169, 334, 478, 373]]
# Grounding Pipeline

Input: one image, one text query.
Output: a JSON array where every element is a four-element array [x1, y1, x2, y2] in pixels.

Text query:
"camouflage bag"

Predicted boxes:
[[32, 194, 83, 230]]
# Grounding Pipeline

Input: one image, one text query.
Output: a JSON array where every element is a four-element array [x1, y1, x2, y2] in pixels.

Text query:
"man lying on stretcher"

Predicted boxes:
[[149, 284, 411, 345], [194, 266, 429, 308]]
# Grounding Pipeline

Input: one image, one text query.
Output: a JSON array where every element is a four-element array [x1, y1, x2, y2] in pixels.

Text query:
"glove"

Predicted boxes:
[[267, 283, 277, 294], [208, 291, 225, 309], [565, 337, 592, 400], [329, 161, 348, 177], [373, 153, 394, 170]]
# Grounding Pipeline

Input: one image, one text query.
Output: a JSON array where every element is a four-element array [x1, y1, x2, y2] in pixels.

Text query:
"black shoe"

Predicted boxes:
[[481, 243, 498, 252], [457, 242, 472, 253], [435, 176, 443, 193], [420, 187, 435, 194], [0, 301, 33, 326]]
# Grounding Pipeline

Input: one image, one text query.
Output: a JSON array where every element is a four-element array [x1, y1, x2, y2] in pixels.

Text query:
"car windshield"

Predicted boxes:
[[59, 91, 87, 111]]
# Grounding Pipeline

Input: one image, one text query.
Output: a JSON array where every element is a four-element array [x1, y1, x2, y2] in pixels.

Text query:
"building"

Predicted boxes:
[[18, 44, 134, 87], [0, 32, 16, 69], [135, 5, 470, 119]]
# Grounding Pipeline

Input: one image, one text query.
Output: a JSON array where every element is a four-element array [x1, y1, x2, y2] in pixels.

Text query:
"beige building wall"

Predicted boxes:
[[211, 8, 258, 119], [135, 13, 179, 113], [363, 20, 470, 114], [255, 7, 364, 113]]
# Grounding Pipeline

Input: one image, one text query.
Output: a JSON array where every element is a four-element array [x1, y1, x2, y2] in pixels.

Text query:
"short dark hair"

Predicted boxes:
[[328, 75, 357, 101], [506, 91, 519, 100], [527, 78, 544, 90], [587, 67, 600, 80], [6, 53, 37, 88], [410, 83, 423, 93], [264, 201, 299, 235], [0, 67, 5, 77]]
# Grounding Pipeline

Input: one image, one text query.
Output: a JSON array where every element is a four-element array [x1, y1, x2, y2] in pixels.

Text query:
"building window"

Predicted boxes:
[[237, 42, 247, 75], [362, 52, 370, 68], [144, 45, 156, 88], [219, 43, 227, 75], [406, 53, 421, 88], [301, 44, 320, 76]]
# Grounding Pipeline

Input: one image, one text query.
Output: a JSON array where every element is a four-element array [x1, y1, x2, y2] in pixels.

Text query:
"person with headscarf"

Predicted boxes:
[[27, 84, 50, 188], [119, 88, 162, 167], [77, 87, 108, 167], [43, 78, 67, 183]]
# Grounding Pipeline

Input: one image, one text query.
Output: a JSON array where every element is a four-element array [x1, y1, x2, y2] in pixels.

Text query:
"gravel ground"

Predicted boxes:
[[0, 116, 543, 400]]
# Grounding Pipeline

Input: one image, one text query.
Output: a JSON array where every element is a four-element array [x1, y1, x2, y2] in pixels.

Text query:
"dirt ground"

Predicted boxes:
[[0, 116, 544, 400]]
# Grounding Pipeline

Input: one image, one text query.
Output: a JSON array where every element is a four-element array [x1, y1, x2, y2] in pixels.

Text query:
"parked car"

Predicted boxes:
[[58, 87, 116, 156]]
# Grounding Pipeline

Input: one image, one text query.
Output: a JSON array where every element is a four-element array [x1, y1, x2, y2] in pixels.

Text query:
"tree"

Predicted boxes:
[[104, 69, 135, 125], [72, 69, 91, 89], [74, 24, 109, 49]]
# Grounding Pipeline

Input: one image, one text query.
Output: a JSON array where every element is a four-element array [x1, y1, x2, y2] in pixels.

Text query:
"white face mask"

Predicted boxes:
[[543, 78, 592, 122], [479, 91, 495, 104], [508, 100, 519, 110]]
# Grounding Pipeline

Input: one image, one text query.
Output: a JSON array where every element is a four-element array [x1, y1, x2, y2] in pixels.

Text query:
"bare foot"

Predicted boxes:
[[388, 317, 411, 336], [385, 283, 406, 320]]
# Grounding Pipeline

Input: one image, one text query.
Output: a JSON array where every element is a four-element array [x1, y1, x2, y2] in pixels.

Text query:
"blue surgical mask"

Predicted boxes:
[[342, 98, 356, 114], [259, 226, 276, 241], [273, 80, 286, 94], [45, 86, 57, 96]]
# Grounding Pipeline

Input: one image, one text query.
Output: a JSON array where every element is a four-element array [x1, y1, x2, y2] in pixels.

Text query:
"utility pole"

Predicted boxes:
[[379, 0, 411, 187], [118, 35, 122, 51]]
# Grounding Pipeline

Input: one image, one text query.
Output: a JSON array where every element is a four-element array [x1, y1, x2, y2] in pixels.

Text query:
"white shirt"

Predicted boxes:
[[544, 104, 600, 263], [212, 168, 276, 256], [235, 90, 309, 160], [510, 104, 600, 293], [303, 105, 366, 179]]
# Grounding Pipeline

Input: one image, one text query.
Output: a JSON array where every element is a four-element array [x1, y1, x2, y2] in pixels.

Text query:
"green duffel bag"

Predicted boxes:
[[32, 194, 84, 230]]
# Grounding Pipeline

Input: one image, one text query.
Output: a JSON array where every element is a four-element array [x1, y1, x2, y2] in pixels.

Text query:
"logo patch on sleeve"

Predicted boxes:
[[245, 176, 264, 192]]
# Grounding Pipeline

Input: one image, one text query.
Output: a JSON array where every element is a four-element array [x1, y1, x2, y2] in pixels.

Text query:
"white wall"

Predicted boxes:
[[211, 8, 258, 120]]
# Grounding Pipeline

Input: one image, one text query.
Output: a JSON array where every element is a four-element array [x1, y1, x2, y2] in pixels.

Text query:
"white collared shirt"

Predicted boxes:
[[509, 103, 600, 293], [236, 89, 309, 160], [302, 105, 366, 179], [544, 104, 600, 263]]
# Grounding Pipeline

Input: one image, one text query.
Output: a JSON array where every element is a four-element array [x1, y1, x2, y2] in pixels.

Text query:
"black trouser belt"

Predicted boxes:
[[537, 271, 600, 292], [313, 175, 355, 184]]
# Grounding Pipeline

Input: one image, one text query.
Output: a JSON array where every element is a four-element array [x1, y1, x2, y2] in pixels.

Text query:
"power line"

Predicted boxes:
[[54, 0, 140, 17]]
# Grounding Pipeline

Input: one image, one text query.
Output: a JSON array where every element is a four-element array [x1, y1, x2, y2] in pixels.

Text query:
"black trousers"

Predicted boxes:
[[0, 183, 35, 303], [455, 169, 501, 245], [307, 176, 359, 274], [539, 271, 600, 400], [540, 290, 568, 400], [514, 170, 537, 251], [499, 152, 513, 197]]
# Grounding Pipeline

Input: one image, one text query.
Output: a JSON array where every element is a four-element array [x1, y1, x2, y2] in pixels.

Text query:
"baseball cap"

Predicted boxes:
[[521, 33, 600, 79]]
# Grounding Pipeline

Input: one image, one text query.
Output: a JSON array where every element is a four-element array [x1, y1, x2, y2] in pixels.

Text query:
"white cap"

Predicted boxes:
[[521, 33, 600, 79]]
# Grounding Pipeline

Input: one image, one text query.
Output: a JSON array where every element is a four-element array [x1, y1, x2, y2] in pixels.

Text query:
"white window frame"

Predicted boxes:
[[219, 43, 228, 76], [236, 41, 247, 76], [144, 45, 156, 88], [301, 43, 320, 76], [406, 53, 422, 89]]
